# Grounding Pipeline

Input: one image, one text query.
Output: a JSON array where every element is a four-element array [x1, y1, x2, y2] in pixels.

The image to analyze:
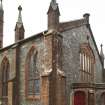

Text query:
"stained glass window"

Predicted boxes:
[[1, 57, 10, 105], [80, 43, 95, 82], [2, 58, 9, 97], [26, 47, 40, 96], [34, 79, 40, 95]]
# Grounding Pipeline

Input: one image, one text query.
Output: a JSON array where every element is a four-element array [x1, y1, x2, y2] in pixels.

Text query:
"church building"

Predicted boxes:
[[0, 0, 105, 105]]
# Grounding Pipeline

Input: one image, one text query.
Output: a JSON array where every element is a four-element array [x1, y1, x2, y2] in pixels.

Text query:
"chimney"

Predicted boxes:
[[83, 13, 90, 23]]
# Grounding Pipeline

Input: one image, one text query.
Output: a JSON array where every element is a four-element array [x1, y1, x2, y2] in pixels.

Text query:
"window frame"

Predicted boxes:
[[25, 46, 40, 100], [79, 43, 95, 82], [1, 57, 10, 105]]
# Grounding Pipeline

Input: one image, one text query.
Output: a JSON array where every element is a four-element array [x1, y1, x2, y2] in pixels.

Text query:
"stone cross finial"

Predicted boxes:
[[52, 0, 56, 3], [50, 0, 57, 10], [18, 5, 22, 23], [0, 0, 3, 16], [18, 5, 22, 11], [101, 44, 103, 48], [100, 44, 104, 66], [0, 0, 2, 7], [100, 44, 104, 58]]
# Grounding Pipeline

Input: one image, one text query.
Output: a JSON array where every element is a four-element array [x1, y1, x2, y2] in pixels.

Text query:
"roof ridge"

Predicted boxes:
[[59, 18, 88, 32]]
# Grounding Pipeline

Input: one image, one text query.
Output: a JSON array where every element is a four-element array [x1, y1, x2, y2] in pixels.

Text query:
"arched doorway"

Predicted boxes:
[[101, 92, 105, 105], [1, 57, 10, 105], [74, 91, 86, 105]]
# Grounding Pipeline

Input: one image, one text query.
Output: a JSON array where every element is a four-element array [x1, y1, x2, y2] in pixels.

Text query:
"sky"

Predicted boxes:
[[2, 0, 105, 53]]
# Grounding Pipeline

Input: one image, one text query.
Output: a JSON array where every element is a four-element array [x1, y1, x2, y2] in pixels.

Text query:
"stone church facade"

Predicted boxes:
[[0, 0, 105, 105]]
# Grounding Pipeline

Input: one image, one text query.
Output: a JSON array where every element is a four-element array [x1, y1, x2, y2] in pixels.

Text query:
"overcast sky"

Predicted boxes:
[[2, 0, 105, 53]]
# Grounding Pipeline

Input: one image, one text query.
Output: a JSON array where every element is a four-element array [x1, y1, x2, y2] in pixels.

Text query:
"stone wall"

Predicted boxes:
[[0, 35, 44, 105], [61, 25, 103, 105], [0, 24, 103, 105], [19, 36, 44, 105]]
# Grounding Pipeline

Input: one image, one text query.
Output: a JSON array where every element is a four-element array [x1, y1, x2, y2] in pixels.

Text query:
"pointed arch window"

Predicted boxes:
[[80, 43, 95, 82], [26, 47, 40, 98], [1, 57, 10, 105]]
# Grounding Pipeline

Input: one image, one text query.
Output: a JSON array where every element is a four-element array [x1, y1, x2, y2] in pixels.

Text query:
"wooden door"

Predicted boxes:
[[74, 91, 86, 105]]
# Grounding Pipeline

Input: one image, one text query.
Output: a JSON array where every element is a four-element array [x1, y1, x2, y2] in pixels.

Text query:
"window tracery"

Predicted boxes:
[[26, 47, 40, 98], [80, 43, 95, 82], [1, 57, 10, 105]]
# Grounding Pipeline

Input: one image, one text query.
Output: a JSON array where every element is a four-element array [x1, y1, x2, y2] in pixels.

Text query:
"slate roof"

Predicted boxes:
[[0, 15, 103, 66]]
